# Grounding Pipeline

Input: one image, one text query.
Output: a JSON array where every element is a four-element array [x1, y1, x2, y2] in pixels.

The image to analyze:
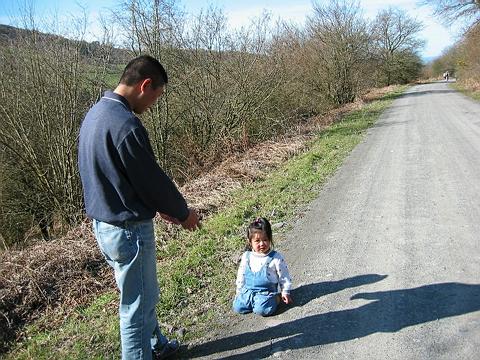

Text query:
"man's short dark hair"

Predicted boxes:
[[119, 55, 168, 89]]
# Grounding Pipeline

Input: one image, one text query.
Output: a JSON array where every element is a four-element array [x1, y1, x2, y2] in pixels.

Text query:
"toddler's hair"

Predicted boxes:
[[245, 217, 273, 250]]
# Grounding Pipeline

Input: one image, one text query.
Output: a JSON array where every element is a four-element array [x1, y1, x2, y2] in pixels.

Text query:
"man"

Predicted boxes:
[[78, 55, 200, 359]]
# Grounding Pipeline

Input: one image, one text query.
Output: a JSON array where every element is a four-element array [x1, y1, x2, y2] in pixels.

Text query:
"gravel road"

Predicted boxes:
[[189, 81, 480, 359]]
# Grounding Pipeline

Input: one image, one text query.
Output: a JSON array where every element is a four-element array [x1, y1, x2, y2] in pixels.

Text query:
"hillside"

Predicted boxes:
[[0, 23, 129, 62]]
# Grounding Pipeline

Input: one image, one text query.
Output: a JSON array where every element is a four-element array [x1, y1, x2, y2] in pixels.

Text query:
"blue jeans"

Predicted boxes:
[[93, 219, 168, 360]]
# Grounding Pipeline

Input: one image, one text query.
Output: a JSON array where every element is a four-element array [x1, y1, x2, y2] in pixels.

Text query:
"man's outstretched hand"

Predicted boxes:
[[181, 208, 201, 231], [158, 212, 181, 225], [158, 208, 201, 230]]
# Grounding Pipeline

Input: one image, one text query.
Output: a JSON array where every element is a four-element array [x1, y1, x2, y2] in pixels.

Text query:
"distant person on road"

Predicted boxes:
[[78, 55, 200, 360], [233, 217, 293, 316], [443, 71, 449, 82]]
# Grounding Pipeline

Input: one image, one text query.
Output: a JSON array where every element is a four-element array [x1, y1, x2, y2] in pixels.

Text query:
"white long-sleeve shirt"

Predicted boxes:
[[235, 250, 292, 295]]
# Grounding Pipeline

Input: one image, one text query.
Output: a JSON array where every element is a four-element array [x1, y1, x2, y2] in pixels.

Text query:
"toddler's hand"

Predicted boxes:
[[281, 293, 293, 305]]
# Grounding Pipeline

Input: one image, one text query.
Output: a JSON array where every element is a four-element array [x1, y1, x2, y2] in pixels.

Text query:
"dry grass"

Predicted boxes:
[[461, 78, 480, 92], [0, 220, 114, 352], [360, 85, 401, 101]]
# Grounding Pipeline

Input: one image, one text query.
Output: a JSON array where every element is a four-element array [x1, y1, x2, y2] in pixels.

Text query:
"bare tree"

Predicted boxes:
[[420, 0, 480, 28], [306, 0, 371, 105], [170, 9, 294, 172], [0, 6, 114, 244], [113, 1, 296, 180], [113, 0, 188, 174], [371, 7, 424, 85], [450, 22, 480, 83]]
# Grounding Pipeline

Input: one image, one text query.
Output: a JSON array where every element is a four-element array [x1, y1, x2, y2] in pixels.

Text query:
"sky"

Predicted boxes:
[[0, 0, 463, 60]]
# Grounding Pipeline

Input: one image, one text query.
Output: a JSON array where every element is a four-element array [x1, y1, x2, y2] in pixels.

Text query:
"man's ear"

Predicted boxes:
[[139, 78, 152, 93]]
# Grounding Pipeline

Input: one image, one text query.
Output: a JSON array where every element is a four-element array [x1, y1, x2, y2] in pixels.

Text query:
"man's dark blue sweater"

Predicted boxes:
[[78, 91, 189, 225]]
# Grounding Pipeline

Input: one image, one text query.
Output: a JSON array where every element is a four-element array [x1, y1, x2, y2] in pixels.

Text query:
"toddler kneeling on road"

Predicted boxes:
[[233, 217, 293, 316]]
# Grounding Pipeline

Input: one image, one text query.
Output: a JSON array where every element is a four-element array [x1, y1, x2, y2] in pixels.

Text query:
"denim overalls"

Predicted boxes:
[[233, 251, 279, 316]]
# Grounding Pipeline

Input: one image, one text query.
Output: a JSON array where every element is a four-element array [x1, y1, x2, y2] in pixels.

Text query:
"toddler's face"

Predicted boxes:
[[250, 231, 271, 254]]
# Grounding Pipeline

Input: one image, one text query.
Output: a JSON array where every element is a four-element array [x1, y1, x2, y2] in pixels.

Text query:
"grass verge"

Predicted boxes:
[[5, 85, 408, 359], [451, 82, 480, 101]]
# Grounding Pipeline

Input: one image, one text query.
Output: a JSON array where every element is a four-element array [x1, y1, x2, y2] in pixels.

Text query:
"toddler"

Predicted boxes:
[[233, 217, 293, 316]]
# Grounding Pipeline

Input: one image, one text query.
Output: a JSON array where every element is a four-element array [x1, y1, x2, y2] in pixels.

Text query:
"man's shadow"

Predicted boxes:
[[189, 277, 480, 359], [275, 273, 388, 314]]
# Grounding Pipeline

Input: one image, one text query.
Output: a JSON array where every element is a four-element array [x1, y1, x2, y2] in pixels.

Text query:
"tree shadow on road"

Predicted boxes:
[[401, 89, 458, 97], [189, 280, 480, 359]]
